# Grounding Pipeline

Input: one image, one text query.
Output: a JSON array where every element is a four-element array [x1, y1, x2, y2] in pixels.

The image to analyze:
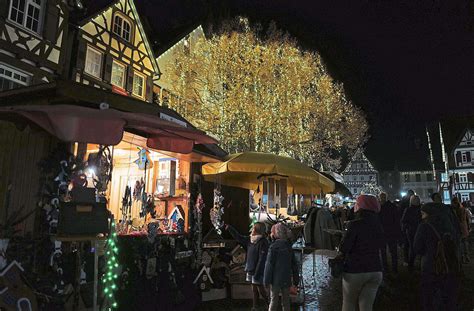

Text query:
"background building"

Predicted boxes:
[[342, 149, 379, 197], [399, 170, 437, 203]]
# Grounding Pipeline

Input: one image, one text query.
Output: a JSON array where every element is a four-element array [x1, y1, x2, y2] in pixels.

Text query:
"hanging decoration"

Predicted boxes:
[[87, 145, 113, 196], [210, 189, 225, 235], [102, 222, 120, 310], [121, 185, 132, 225], [134, 148, 153, 170], [194, 194, 204, 266]]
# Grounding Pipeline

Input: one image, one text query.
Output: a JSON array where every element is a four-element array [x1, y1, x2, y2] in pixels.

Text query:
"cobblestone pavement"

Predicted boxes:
[[200, 240, 474, 311]]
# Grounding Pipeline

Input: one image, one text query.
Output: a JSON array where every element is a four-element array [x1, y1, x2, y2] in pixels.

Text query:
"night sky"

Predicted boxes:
[[138, 0, 474, 171]]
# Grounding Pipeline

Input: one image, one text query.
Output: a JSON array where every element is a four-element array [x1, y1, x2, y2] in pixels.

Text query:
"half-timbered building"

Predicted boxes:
[[70, 0, 159, 103], [342, 149, 379, 197], [0, 0, 69, 89], [452, 128, 474, 203]]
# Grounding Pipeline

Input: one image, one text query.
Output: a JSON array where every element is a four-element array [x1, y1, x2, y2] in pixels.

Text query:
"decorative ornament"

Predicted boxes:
[[134, 148, 153, 170], [194, 194, 204, 266], [210, 189, 225, 235], [0, 261, 38, 310]]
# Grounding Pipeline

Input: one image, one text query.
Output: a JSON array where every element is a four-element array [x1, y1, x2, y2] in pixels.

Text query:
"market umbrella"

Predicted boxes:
[[320, 171, 353, 198], [202, 152, 335, 194]]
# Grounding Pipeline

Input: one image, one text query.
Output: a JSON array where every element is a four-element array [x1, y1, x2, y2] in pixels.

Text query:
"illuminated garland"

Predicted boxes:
[[163, 17, 368, 170], [102, 221, 119, 310]]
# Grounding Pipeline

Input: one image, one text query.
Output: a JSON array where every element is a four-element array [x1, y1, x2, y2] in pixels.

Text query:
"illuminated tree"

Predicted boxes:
[[165, 17, 368, 170]]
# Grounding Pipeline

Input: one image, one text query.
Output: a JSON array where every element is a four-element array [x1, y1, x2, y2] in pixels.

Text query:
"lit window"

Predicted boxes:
[[84, 46, 103, 78], [0, 63, 30, 91], [8, 0, 43, 33], [111, 60, 125, 88], [459, 173, 468, 183], [132, 72, 145, 98], [461, 193, 469, 202], [113, 14, 132, 42]]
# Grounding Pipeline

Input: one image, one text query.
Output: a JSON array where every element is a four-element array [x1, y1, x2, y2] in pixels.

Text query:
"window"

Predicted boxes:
[[8, 0, 43, 33], [416, 174, 421, 182], [459, 173, 468, 183], [426, 173, 433, 181], [0, 63, 30, 91], [111, 60, 125, 88], [360, 176, 365, 181], [461, 193, 470, 202], [404, 174, 410, 182], [462, 153, 467, 163], [84, 46, 103, 78], [132, 72, 145, 98], [113, 13, 132, 42]]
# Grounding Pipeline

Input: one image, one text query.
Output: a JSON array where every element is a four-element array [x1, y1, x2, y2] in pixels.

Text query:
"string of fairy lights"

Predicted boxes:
[[163, 17, 368, 170], [102, 221, 119, 309]]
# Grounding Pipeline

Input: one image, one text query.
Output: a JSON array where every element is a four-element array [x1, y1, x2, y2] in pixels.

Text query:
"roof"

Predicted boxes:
[[133, 0, 207, 54], [0, 81, 224, 159], [427, 115, 474, 169], [71, 0, 161, 77]]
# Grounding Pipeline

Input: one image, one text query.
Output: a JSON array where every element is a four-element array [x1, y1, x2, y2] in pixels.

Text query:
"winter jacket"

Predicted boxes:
[[227, 225, 268, 279], [414, 215, 458, 275], [379, 201, 401, 240], [401, 206, 422, 238], [453, 205, 471, 238], [340, 210, 384, 273], [314, 208, 336, 250], [263, 239, 299, 288]]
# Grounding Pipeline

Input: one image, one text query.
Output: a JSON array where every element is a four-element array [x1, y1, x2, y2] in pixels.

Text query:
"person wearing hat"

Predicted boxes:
[[401, 195, 422, 269], [414, 203, 460, 311], [340, 194, 384, 311]]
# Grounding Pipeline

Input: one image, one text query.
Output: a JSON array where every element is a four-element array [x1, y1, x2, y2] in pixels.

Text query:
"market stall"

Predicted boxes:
[[201, 152, 335, 304], [0, 87, 223, 310]]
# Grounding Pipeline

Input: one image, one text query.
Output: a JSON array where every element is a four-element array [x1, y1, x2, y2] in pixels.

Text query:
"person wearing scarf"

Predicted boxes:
[[226, 223, 269, 310]]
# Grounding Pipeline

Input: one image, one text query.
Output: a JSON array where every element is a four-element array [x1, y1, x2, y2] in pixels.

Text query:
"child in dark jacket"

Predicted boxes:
[[226, 223, 269, 310], [264, 223, 299, 311]]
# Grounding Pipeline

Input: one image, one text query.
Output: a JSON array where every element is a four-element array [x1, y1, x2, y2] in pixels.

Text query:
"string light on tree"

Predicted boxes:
[[165, 17, 368, 170], [102, 221, 120, 310]]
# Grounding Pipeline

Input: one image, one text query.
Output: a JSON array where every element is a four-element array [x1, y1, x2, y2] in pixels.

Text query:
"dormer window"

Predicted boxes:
[[8, 0, 44, 33], [113, 13, 132, 42]]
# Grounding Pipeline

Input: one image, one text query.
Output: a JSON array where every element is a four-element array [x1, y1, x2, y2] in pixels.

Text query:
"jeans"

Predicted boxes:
[[342, 272, 383, 311], [269, 285, 290, 311], [421, 273, 459, 311], [381, 239, 398, 272]]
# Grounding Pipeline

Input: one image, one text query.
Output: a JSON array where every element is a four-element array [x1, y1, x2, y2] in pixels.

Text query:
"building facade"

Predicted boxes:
[[0, 0, 69, 90], [342, 149, 379, 197], [452, 128, 474, 203], [399, 170, 437, 203], [71, 0, 159, 103]]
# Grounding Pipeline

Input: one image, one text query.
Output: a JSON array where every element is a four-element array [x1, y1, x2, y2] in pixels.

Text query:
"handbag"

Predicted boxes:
[[328, 254, 344, 278]]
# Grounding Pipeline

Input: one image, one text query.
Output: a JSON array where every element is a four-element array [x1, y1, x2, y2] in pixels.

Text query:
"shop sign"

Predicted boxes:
[[159, 113, 188, 127]]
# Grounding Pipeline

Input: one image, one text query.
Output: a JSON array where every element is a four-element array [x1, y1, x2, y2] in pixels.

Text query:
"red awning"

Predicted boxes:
[[0, 105, 217, 154]]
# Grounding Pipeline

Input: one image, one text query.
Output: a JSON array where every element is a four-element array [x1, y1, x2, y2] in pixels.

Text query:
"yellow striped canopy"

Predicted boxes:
[[202, 152, 335, 194]]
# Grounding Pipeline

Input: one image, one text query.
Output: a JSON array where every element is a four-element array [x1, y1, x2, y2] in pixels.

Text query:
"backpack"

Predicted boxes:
[[426, 222, 460, 276]]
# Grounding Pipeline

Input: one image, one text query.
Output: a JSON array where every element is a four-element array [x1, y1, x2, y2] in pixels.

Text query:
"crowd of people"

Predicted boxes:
[[225, 191, 471, 311], [333, 191, 470, 311]]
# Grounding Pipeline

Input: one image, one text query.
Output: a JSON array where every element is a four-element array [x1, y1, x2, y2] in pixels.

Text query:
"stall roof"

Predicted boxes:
[[0, 81, 223, 160]]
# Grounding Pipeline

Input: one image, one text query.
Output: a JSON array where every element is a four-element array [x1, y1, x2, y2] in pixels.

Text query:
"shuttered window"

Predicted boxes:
[[8, 0, 43, 33], [111, 60, 126, 88], [84, 46, 103, 78], [112, 13, 132, 42], [0, 63, 30, 91], [132, 72, 145, 98]]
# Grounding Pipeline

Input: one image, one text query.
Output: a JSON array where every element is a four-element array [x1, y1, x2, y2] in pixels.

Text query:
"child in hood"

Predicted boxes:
[[226, 223, 269, 310], [264, 223, 299, 311]]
